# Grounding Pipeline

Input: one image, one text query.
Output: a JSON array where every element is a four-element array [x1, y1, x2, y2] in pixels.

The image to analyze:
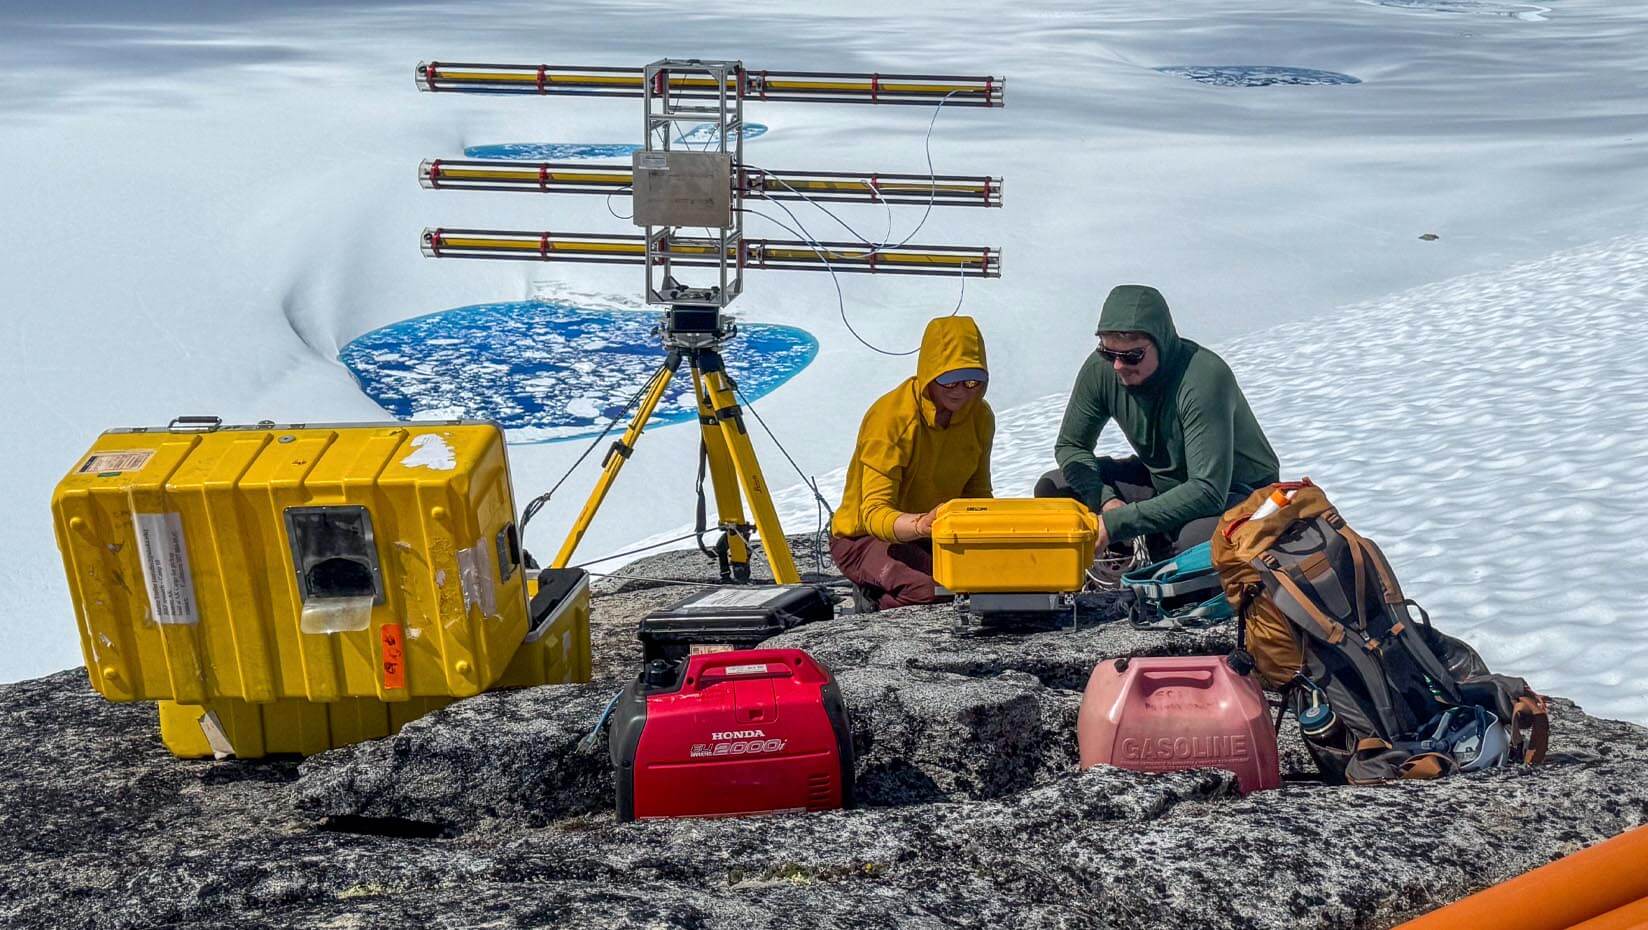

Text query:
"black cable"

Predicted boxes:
[[746, 202, 913, 357], [749, 198, 965, 356], [733, 382, 836, 576], [605, 185, 634, 221], [584, 571, 736, 589], [733, 383, 835, 513], [738, 91, 967, 357], [569, 530, 703, 569]]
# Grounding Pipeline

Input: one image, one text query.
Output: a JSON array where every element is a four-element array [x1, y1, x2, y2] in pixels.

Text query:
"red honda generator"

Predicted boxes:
[[608, 585, 854, 821]]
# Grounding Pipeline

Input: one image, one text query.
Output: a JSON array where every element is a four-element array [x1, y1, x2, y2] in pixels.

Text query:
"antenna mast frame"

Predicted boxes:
[[639, 59, 745, 310]]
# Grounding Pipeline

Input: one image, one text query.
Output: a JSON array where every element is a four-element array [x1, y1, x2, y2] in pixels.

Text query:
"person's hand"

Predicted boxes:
[[892, 511, 934, 542], [1094, 498, 1124, 550], [914, 507, 938, 537]]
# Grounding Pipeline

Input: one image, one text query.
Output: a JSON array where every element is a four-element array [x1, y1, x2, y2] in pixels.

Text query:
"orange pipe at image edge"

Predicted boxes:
[[1395, 825, 1648, 930], [1567, 895, 1648, 930]]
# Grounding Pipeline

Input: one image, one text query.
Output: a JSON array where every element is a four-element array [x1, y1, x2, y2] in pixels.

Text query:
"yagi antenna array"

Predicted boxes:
[[417, 57, 1004, 308], [414, 57, 1005, 584]]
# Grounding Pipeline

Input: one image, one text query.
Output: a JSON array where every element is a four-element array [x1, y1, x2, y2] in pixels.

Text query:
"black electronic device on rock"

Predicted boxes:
[[637, 584, 836, 665]]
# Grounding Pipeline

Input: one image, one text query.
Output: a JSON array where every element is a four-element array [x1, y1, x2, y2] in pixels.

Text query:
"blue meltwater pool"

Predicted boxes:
[[339, 300, 816, 443]]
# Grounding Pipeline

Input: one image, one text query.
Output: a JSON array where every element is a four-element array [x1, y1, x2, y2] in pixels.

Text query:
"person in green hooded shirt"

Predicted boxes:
[[1036, 284, 1280, 560]]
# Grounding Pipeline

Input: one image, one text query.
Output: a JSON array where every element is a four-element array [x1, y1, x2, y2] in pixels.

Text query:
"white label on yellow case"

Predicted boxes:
[[133, 512, 198, 624], [79, 450, 154, 473]]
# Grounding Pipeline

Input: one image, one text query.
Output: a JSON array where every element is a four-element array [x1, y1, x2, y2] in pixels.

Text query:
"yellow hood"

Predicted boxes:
[[914, 315, 989, 428]]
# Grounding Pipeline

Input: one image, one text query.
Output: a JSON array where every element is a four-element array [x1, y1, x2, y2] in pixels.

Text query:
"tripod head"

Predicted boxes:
[[658, 301, 737, 351]]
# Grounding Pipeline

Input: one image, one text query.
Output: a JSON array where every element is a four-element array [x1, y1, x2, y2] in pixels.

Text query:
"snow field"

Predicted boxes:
[[626, 234, 1648, 721]]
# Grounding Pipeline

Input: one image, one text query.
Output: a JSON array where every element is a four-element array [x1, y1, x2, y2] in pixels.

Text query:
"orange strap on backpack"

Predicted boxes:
[[1512, 692, 1550, 765]]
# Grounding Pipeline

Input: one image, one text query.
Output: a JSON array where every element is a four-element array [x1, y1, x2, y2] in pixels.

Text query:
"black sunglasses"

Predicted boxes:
[[1097, 345, 1148, 366], [937, 379, 984, 390]]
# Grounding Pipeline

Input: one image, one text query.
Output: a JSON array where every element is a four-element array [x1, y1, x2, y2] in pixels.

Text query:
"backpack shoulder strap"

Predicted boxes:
[[1253, 554, 1346, 645], [1327, 511, 1405, 602], [1324, 512, 1371, 634], [1253, 554, 1409, 739], [1324, 512, 1467, 705]]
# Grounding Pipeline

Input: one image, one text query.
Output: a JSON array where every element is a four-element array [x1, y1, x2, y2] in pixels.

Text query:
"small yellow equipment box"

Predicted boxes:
[[53, 418, 531, 706], [931, 498, 1099, 594]]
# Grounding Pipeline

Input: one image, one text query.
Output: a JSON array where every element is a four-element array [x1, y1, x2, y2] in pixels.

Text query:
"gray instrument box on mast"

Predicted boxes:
[[632, 151, 733, 228]]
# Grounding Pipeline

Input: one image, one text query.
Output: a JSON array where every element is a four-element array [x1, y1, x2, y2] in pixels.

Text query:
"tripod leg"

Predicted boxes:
[[696, 349, 801, 584], [552, 351, 683, 569], [692, 364, 753, 582]]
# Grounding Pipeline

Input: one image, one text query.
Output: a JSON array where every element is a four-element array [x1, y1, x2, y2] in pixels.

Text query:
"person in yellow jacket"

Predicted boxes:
[[830, 315, 994, 610]]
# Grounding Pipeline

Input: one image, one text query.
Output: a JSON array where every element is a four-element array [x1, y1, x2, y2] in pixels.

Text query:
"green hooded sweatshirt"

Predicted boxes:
[[1055, 285, 1279, 542]]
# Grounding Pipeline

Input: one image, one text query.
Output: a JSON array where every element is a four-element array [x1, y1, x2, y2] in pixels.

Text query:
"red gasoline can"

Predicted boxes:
[[1077, 655, 1280, 794]]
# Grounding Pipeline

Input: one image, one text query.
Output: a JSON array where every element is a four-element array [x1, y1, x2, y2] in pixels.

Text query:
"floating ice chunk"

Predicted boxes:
[[566, 397, 602, 419], [411, 405, 465, 421]]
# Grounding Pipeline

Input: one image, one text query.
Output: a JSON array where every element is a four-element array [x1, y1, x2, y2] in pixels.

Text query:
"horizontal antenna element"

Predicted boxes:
[[416, 61, 1005, 107], [421, 228, 1001, 277], [419, 160, 1003, 208]]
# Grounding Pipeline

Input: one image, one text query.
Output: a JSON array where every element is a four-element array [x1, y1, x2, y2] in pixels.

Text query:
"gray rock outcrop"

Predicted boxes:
[[4, 540, 1645, 929]]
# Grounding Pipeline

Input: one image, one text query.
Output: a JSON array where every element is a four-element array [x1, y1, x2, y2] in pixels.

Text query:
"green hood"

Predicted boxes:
[[1095, 284, 1186, 391]]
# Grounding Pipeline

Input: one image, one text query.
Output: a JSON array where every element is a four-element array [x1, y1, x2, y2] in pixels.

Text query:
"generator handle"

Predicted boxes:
[[685, 649, 826, 690], [694, 665, 794, 686], [168, 415, 223, 433]]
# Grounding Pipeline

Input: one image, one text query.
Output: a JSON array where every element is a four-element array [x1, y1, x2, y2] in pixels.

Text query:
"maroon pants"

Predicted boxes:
[[828, 535, 936, 611]]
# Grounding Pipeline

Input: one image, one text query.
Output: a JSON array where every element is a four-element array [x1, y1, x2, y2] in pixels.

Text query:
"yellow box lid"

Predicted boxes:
[[931, 498, 1098, 545]]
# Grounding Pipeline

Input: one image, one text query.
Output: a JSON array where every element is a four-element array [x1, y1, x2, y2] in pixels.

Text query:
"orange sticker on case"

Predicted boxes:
[[381, 623, 406, 690]]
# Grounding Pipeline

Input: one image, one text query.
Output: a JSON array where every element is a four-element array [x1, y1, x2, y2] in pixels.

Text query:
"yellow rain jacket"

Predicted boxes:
[[831, 316, 995, 541]]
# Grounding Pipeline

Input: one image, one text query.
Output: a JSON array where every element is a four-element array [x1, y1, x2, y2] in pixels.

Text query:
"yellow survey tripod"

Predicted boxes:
[[551, 307, 800, 584]]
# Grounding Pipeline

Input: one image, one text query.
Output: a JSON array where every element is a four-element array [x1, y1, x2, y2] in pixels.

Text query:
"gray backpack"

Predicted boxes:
[[1213, 483, 1549, 784]]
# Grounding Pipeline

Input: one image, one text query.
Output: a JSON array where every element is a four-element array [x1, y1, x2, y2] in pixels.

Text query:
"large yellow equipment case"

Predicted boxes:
[[53, 418, 532, 706], [931, 498, 1099, 594], [153, 566, 593, 759], [157, 695, 458, 759]]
